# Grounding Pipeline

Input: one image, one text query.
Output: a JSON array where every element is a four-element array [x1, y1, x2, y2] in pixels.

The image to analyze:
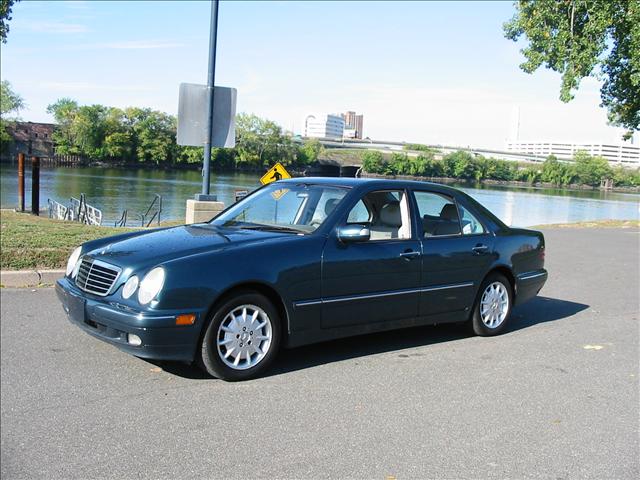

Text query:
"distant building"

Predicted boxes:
[[343, 127, 358, 139], [2, 121, 56, 159], [304, 114, 345, 139], [342, 111, 364, 139], [506, 141, 640, 166]]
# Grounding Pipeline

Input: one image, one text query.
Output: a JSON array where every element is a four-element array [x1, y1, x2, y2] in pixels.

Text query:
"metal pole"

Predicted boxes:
[[17, 153, 25, 212], [200, 0, 219, 198], [31, 156, 40, 216]]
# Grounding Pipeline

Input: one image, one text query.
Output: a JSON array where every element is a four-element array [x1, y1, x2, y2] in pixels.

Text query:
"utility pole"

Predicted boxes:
[[198, 0, 219, 200]]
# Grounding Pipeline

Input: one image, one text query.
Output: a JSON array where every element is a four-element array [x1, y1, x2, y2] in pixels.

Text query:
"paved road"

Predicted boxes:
[[1, 227, 638, 479]]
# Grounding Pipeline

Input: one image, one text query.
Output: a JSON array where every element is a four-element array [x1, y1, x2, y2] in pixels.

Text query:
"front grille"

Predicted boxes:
[[75, 257, 122, 296]]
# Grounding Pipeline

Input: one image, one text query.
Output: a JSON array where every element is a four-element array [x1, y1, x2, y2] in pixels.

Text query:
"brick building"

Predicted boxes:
[[2, 122, 56, 159]]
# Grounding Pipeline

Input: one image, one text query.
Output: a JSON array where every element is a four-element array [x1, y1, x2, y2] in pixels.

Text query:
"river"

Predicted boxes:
[[1, 164, 638, 227]]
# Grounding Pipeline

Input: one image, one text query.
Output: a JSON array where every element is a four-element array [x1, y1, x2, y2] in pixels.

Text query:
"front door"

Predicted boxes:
[[321, 189, 421, 329]]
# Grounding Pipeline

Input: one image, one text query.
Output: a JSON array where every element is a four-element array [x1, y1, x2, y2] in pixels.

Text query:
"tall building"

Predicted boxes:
[[304, 114, 345, 139], [342, 111, 364, 139]]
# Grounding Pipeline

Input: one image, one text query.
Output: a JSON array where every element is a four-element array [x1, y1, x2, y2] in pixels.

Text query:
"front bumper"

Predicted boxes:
[[55, 277, 202, 362]]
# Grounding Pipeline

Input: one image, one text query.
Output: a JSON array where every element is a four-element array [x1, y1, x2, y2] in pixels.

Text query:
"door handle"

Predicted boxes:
[[400, 250, 421, 260], [472, 244, 489, 255]]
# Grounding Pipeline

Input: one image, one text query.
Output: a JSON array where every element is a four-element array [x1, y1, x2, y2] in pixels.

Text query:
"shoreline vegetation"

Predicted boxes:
[[1, 97, 638, 193], [1, 210, 638, 272]]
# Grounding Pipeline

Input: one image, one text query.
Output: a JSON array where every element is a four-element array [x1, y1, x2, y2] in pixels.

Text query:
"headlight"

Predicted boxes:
[[138, 267, 165, 305], [66, 247, 82, 277], [122, 275, 139, 299]]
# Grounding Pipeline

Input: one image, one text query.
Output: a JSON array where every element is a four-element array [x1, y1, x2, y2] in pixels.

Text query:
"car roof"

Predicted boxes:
[[278, 176, 458, 193]]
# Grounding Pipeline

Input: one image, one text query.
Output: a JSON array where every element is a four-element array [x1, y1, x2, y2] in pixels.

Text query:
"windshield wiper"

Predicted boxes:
[[240, 224, 304, 234]]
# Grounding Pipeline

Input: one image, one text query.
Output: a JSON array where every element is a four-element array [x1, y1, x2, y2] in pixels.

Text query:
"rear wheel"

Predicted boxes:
[[471, 273, 513, 336], [200, 292, 281, 381]]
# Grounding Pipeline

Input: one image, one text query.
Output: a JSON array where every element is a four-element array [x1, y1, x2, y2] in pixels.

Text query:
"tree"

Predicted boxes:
[[0, 80, 24, 150], [573, 150, 612, 186], [361, 150, 385, 173], [127, 108, 177, 165], [47, 98, 79, 154], [504, 0, 640, 136], [298, 138, 323, 165], [0, 0, 18, 43], [235, 113, 291, 167]]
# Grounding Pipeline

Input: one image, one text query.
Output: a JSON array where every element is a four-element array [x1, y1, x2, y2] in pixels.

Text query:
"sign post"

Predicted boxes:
[[200, 0, 219, 200]]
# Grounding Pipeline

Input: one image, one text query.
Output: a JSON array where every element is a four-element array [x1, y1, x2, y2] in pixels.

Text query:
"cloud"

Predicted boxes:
[[24, 21, 89, 34]]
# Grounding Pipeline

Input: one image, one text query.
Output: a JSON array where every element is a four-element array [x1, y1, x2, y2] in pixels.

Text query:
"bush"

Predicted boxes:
[[361, 150, 385, 174]]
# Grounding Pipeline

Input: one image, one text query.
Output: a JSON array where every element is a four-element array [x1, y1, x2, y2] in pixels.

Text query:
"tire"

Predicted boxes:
[[470, 273, 513, 336], [200, 291, 281, 381]]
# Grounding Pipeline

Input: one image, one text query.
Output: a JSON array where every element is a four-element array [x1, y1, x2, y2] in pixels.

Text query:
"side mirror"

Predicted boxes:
[[337, 225, 370, 243]]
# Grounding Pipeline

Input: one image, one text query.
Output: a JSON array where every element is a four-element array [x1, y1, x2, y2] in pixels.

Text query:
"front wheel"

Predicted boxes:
[[200, 292, 281, 381], [470, 273, 513, 336]]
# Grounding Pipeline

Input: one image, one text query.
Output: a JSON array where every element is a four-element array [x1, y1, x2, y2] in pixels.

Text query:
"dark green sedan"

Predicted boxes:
[[56, 178, 547, 381]]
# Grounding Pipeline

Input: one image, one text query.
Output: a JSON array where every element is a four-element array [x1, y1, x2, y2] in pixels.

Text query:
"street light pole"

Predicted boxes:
[[199, 0, 219, 199]]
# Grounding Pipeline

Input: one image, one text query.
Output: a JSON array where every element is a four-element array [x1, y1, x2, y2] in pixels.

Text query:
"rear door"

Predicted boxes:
[[412, 190, 494, 318]]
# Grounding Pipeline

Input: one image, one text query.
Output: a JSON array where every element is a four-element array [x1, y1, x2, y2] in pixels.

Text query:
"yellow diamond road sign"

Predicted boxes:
[[260, 162, 291, 185]]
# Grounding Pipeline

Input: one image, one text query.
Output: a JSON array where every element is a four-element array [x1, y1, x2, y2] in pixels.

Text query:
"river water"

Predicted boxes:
[[1, 164, 638, 227]]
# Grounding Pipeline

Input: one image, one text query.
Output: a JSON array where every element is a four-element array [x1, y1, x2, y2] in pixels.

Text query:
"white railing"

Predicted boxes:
[[70, 195, 102, 226], [48, 194, 103, 226]]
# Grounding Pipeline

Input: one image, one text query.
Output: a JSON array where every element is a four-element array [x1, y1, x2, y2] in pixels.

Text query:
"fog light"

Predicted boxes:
[[127, 334, 142, 346], [175, 314, 196, 326]]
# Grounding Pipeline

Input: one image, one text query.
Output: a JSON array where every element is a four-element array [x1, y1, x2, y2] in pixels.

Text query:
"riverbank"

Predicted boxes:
[[2, 157, 638, 194], [2, 209, 638, 273]]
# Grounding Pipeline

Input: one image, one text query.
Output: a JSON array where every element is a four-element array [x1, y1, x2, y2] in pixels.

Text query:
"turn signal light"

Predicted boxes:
[[175, 314, 196, 326]]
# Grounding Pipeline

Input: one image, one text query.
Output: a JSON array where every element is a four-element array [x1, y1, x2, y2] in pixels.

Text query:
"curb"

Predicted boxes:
[[0, 270, 65, 288]]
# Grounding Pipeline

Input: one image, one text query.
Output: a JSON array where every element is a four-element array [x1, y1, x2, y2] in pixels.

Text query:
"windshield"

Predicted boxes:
[[212, 183, 349, 233]]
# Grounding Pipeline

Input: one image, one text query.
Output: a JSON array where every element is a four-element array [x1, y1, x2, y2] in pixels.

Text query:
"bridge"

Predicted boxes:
[[307, 137, 639, 167]]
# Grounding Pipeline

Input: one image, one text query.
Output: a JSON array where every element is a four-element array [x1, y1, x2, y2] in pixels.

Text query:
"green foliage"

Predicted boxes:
[[573, 150, 612, 186], [541, 155, 575, 185], [361, 150, 385, 174], [234, 113, 298, 168], [504, 0, 640, 136], [0, 0, 18, 43], [0, 80, 24, 151], [403, 143, 439, 155], [360, 147, 637, 188], [44, 98, 314, 169], [298, 138, 324, 165]]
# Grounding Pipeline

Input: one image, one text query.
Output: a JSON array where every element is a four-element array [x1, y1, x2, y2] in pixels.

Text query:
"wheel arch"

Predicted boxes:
[[484, 265, 516, 299], [199, 282, 290, 350]]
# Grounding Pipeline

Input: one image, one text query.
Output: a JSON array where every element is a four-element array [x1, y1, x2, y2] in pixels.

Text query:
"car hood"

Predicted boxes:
[[85, 223, 293, 269]]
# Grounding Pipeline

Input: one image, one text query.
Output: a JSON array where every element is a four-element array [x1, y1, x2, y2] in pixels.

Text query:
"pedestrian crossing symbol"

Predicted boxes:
[[260, 162, 291, 185]]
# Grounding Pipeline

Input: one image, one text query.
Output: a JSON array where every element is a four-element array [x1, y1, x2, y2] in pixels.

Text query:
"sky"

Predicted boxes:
[[1, 0, 633, 149]]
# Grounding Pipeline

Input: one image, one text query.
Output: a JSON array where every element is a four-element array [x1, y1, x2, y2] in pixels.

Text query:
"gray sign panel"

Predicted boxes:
[[177, 83, 236, 148]]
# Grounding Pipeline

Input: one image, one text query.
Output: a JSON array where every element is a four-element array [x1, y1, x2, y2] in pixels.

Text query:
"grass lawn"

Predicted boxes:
[[0, 210, 140, 270]]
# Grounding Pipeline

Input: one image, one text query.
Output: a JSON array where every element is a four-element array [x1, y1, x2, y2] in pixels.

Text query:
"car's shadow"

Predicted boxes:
[[148, 296, 589, 380]]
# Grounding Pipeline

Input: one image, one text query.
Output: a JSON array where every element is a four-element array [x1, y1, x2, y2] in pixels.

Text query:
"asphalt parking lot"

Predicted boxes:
[[1, 227, 639, 479]]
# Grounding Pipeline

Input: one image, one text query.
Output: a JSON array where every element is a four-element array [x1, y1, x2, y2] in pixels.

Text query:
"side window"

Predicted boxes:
[[414, 191, 461, 237], [346, 190, 411, 240], [346, 200, 371, 224], [309, 190, 347, 226], [458, 204, 485, 235]]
